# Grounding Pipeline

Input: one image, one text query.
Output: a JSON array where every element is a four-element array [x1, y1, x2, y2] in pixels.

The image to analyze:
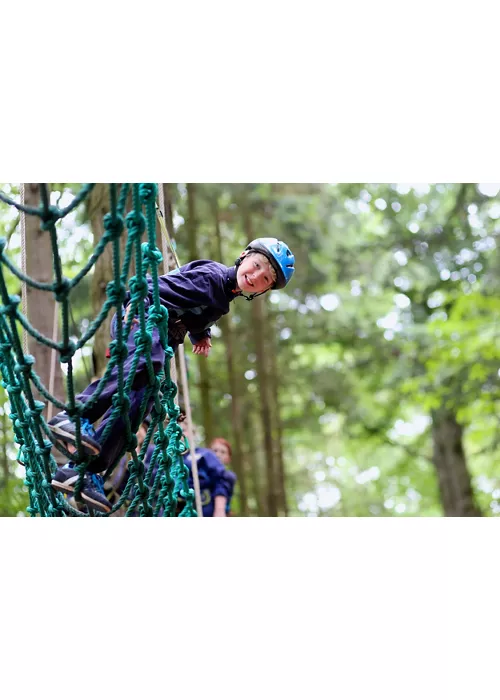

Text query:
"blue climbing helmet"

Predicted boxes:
[[240, 237, 295, 290]]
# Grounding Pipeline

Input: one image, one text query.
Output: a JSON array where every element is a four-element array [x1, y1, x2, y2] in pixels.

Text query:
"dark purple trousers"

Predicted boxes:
[[76, 312, 166, 474]]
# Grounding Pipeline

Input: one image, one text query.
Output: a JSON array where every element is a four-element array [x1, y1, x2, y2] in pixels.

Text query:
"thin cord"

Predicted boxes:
[[158, 183, 203, 517], [20, 184, 28, 355]]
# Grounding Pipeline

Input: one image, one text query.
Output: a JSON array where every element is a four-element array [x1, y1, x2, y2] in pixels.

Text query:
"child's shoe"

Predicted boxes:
[[52, 465, 112, 514], [51, 464, 81, 494], [48, 413, 101, 456], [81, 473, 112, 514]]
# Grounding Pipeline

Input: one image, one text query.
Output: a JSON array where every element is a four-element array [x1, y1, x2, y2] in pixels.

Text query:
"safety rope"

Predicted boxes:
[[156, 187, 203, 517]]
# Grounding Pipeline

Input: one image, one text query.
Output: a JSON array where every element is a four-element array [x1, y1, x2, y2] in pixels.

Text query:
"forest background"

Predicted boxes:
[[1, 182, 499, 518]]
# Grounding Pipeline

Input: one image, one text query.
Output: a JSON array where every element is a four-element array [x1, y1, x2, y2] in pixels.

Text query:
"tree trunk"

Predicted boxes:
[[23, 184, 65, 409], [251, 296, 279, 516], [87, 185, 133, 378], [186, 184, 214, 442], [431, 409, 482, 516], [88, 184, 113, 377], [245, 402, 267, 516], [240, 200, 278, 516], [213, 198, 249, 515], [266, 316, 288, 516]]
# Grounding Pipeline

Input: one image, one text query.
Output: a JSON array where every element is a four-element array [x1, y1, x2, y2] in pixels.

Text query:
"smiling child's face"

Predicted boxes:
[[236, 252, 276, 295]]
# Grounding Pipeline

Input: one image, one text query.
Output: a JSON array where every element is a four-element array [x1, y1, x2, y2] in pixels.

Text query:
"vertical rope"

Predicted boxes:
[[178, 343, 203, 517], [158, 183, 203, 517], [20, 184, 28, 355], [158, 184, 178, 385], [46, 299, 58, 422]]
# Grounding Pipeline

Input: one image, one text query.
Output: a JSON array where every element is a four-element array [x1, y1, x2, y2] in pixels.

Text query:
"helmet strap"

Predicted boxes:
[[240, 290, 268, 301]]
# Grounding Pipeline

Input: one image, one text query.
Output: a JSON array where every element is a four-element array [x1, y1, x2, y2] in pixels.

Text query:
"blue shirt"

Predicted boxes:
[[182, 447, 237, 517], [109, 444, 237, 517]]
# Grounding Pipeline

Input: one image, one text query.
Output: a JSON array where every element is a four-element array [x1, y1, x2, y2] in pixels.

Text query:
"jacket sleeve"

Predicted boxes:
[[158, 263, 226, 345], [188, 327, 212, 344], [158, 263, 225, 312], [202, 449, 237, 500]]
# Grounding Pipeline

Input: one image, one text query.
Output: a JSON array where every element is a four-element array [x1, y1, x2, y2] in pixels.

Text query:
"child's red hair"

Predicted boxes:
[[210, 437, 232, 459]]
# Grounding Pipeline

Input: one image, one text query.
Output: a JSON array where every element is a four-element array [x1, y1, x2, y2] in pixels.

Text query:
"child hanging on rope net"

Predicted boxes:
[[49, 237, 295, 513]]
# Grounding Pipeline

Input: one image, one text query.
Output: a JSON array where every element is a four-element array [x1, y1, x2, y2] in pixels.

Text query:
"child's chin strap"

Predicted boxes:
[[240, 291, 267, 301]]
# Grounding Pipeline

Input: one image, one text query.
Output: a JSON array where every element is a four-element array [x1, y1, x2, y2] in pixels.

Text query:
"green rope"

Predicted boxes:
[[0, 183, 196, 517]]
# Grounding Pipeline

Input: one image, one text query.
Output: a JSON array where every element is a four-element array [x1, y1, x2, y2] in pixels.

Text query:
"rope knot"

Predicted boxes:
[[147, 306, 168, 328], [103, 212, 124, 241], [41, 205, 62, 231], [154, 430, 169, 449], [15, 417, 29, 431], [60, 340, 76, 364], [106, 280, 127, 307], [27, 400, 45, 419], [125, 210, 146, 237], [54, 277, 71, 302], [141, 242, 163, 267], [107, 339, 129, 362], [112, 392, 131, 413], [14, 355, 34, 375], [34, 440, 52, 457], [135, 330, 152, 355], [1, 294, 20, 317], [139, 183, 158, 202], [128, 276, 149, 299], [153, 405, 167, 424]]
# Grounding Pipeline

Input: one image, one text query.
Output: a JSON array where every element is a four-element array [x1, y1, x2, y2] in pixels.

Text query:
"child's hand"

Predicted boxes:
[[192, 337, 212, 357]]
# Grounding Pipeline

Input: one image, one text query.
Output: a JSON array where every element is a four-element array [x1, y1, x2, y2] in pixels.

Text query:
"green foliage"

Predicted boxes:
[[2, 182, 500, 517]]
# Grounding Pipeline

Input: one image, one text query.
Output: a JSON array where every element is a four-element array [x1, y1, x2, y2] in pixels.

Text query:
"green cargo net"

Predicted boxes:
[[0, 183, 196, 517]]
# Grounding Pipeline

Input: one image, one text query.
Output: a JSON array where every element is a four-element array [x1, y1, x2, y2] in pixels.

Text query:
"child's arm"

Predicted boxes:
[[213, 494, 227, 517], [159, 262, 227, 311], [158, 262, 229, 355], [202, 448, 237, 516]]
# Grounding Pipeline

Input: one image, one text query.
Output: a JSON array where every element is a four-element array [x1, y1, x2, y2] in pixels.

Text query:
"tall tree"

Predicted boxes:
[[88, 184, 113, 377], [186, 184, 214, 442], [23, 183, 64, 413], [240, 194, 279, 516], [431, 408, 481, 516], [87, 184, 135, 377], [266, 315, 288, 516], [213, 194, 249, 515]]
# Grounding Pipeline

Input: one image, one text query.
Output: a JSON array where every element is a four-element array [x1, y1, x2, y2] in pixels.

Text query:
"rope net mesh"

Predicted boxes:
[[0, 183, 196, 517]]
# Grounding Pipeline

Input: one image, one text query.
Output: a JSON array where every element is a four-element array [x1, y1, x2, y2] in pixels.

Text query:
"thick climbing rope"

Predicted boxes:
[[0, 183, 196, 517], [46, 299, 59, 423], [156, 186, 203, 517]]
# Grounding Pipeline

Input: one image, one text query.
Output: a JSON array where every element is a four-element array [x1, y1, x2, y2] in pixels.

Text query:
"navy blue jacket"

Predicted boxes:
[[183, 447, 237, 517], [108, 444, 237, 517], [126, 260, 240, 350]]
